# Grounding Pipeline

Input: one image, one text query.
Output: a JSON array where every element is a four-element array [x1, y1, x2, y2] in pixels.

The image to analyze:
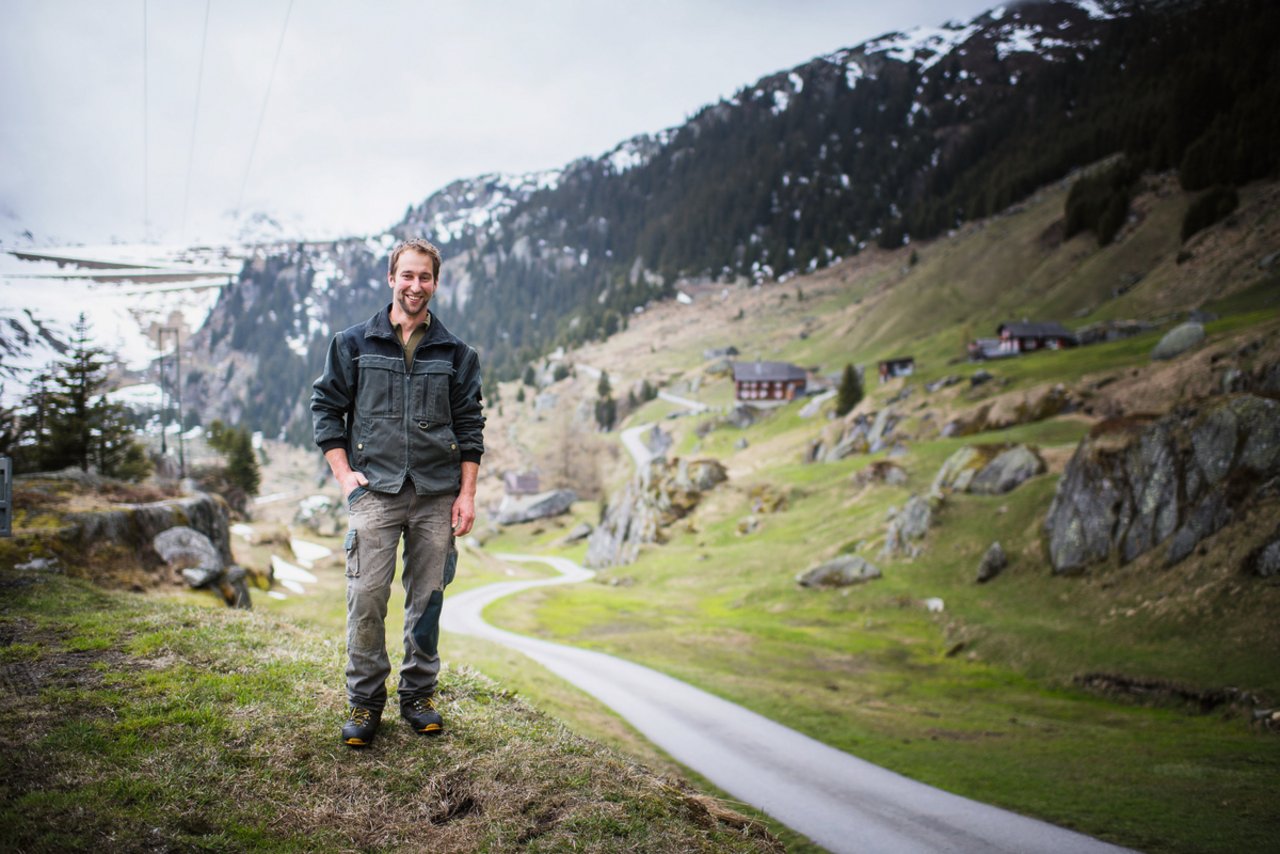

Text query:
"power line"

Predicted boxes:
[[237, 0, 295, 216], [142, 0, 149, 242], [181, 0, 212, 241]]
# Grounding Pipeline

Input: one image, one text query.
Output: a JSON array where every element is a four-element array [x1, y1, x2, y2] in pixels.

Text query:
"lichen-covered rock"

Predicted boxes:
[[1151, 322, 1205, 360], [1045, 395, 1280, 574], [797, 556, 881, 588]]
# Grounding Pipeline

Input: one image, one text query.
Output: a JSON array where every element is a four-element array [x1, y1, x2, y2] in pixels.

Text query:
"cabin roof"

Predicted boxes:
[[732, 361, 808, 382]]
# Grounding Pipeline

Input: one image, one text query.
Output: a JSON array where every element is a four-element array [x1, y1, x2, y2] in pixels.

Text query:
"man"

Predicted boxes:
[[311, 238, 485, 748]]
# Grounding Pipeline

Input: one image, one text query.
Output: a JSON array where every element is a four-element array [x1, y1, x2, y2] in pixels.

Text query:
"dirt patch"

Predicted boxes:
[[1075, 672, 1268, 719]]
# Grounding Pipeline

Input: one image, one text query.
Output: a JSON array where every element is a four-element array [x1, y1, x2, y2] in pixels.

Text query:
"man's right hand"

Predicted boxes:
[[338, 469, 369, 500]]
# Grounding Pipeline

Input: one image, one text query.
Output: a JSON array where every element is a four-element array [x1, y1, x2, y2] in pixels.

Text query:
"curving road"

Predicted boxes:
[[441, 553, 1133, 854]]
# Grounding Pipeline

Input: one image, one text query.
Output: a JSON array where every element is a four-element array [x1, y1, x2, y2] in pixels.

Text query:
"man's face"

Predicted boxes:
[[389, 249, 436, 319]]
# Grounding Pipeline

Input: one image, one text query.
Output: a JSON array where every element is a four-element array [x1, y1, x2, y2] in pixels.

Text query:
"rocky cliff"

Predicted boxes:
[[1044, 394, 1280, 574]]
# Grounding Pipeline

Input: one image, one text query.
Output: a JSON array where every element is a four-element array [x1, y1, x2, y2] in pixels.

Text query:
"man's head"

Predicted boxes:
[[387, 239, 442, 321], [389, 238, 441, 280]]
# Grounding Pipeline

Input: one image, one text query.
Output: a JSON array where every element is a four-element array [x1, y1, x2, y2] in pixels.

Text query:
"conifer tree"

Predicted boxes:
[[836, 364, 863, 417], [25, 314, 151, 479]]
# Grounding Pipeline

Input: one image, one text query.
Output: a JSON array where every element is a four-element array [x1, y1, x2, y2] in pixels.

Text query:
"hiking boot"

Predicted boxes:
[[341, 705, 380, 748], [401, 696, 443, 735]]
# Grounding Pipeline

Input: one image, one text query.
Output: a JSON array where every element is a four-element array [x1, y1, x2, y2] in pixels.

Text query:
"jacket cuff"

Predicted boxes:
[[318, 438, 347, 455], [460, 450, 483, 465]]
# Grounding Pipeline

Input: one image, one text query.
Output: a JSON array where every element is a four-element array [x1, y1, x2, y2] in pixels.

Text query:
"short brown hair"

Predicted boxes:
[[389, 238, 442, 279]]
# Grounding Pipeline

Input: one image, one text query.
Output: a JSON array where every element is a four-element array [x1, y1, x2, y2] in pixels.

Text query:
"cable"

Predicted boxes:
[[237, 0, 295, 216], [181, 0, 212, 241], [142, 0, 149, 242]]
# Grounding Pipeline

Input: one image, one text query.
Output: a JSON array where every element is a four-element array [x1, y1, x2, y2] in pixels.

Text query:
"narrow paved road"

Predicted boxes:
[[441, 554, 1133, 854]]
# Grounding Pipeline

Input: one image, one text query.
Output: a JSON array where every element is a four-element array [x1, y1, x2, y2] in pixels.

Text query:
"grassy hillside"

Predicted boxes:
[[470, 172, 1280, 853]]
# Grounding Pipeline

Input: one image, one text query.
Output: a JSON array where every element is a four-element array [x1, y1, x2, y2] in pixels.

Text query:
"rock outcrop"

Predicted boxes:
[[586, 457, 728, 568], [1044, 394, 1280, 574], [806, 408, 900, 462]]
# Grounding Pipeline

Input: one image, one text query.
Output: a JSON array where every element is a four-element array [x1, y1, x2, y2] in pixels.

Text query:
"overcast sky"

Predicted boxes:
[[1, 0, 996, 247]]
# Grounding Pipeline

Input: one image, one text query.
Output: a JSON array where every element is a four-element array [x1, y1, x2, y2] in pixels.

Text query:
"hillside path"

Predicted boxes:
[[441, 553, 1133, 854]]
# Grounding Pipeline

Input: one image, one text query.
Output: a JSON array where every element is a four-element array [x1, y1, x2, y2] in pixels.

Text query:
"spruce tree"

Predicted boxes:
[[836, 364, 863, 417], [29, 314, 150, 479]]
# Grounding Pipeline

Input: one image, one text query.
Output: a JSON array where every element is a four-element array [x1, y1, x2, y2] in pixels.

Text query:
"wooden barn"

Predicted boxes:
[[503, 471, 541, 496], [733, 361, 807, 403]]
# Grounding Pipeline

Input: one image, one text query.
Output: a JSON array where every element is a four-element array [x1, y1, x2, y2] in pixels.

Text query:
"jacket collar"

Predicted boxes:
[[364, 302, 454, 346]]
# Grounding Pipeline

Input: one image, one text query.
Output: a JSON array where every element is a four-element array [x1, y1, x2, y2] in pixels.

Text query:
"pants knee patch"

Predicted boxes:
[[412, 589, 444, 657]]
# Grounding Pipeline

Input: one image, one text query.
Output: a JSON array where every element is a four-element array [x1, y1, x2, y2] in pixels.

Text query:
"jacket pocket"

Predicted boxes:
[[344, 530, 360, 578], [412, 360, 454, 424]]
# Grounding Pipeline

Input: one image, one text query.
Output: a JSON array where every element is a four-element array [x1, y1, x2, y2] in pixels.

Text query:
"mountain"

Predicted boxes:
[[179, 0, 1278, 444]]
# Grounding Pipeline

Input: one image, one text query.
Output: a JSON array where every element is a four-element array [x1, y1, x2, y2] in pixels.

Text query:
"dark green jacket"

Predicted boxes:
[[311, 304, 484, 495]]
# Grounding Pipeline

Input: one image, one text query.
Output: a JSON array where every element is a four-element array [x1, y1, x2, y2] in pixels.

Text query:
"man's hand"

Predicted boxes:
[[339, 469, 370, 500], [324, 447, 368, 500], [451, 492, 476, 537]]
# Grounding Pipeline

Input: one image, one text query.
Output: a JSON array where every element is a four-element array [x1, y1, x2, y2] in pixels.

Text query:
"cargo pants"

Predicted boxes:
[[343, 481, 457, 713]]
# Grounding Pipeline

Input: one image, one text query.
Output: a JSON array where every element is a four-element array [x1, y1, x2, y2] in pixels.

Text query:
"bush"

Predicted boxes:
[[1181, 185, 1239, 242]]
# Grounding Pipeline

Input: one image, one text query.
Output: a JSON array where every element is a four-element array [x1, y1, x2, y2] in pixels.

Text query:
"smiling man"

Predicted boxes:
[[311, 238, 485, 748]]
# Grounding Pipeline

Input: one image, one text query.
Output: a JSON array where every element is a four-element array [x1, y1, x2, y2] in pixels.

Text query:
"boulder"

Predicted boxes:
[[969, 446, 1046, 495], [852, 461, 908, 489], [728, 405, 757, 429], [797, 555, 882, 588], [1151, 322, 1205, 361], [1045, 394, 1280, 573], [154, 526, 223, 586], [971, 370, 994, 387], [1249, 535, 1280, 578], [295, 494, 343, 537], [976, 542, 1008, 583], [882, 494, 932, 558], [496, 489, 577, 525]]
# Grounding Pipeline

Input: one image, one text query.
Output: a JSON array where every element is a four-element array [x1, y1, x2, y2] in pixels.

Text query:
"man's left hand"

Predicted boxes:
[[451, 493, 476, 537]]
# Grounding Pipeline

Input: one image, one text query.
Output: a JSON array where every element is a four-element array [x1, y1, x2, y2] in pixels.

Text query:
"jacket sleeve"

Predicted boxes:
[[311, 332, 356, 454], [450, 344, 486, 464]]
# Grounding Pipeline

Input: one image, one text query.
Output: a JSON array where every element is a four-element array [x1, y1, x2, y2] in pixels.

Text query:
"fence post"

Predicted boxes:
[[0, 455, 11, 537]]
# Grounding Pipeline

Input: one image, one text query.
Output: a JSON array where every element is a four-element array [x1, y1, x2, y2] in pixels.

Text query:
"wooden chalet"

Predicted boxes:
[[733, 360, 807, 403], [993, 321, 1078, 355], [877, 357, 916, 382]]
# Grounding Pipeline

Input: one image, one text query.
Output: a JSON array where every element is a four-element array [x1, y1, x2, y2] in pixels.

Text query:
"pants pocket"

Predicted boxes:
[[344, 529, 360, 578]]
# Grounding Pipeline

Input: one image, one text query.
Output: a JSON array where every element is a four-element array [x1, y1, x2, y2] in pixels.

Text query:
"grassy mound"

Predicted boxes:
[[0, 569, 778, 853]]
